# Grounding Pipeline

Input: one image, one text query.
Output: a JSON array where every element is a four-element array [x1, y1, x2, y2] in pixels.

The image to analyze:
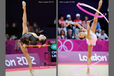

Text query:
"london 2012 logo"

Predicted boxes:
[[58, 40, 73, 52]]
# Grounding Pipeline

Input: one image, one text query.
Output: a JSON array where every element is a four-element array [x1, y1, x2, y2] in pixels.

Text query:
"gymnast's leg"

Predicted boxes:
[[20, 1, 33, 76], [87, 0, 102, 74], [87, 45, 93, 74], [22, 1, 28, 35], [91, 0, 103, 33], [19, 43, 33, 76]]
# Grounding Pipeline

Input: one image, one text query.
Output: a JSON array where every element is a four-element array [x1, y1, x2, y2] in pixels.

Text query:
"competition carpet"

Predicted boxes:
[[6, 66, 56, 76], [58, 63, 108, 76]]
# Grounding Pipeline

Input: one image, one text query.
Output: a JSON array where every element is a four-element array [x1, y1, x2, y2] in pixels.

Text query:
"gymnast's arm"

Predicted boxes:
[[70, 22, 86, 32], [28, 32, 39, 39]]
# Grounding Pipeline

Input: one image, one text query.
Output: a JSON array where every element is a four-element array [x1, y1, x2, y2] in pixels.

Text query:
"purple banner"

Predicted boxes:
[[5, 53, 43, 69], [58, 52, 108, 63], [58, 39, 108, 52], [6, 39, 56, 66]]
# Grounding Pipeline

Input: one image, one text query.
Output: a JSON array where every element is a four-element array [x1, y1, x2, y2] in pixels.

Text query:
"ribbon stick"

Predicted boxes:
[[25, 44, 50, 48]]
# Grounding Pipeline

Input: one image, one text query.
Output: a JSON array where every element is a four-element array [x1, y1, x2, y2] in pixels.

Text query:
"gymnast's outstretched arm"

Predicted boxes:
[[70, 22, 86, 32], [22, 1, 28, 35], [91, 0, 103, 33]]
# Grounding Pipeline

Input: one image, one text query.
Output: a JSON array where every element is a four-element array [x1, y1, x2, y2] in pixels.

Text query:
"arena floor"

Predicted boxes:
[[6, 66, 56, 76], [58, 64, 108, 76], [6, 64, 108, 76]]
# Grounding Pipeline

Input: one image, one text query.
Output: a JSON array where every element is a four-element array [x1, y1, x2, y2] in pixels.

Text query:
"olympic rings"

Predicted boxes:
[[58, 40, 73, 52], [77, 3, 109, 23]]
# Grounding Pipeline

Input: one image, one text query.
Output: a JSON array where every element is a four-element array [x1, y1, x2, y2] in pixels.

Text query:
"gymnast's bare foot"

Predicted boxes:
[[29, 68, 34, 76], [87, 58, 91, 75], [22, 1, 26, 10], [30, 71, 34, 76], [87, 67, 90, 75], [98, 0, 103, 9]]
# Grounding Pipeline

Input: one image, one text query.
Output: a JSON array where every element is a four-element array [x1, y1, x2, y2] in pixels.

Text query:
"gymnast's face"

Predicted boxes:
[[78, 32, 86, 39]]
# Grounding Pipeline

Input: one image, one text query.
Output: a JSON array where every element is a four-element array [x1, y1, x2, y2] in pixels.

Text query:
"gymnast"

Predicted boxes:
[[18, 1, 46, 76], [68, 0, 103, 74]]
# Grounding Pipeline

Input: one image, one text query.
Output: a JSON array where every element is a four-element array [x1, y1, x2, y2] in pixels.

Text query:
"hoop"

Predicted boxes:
[[77, 3, 109, 23]]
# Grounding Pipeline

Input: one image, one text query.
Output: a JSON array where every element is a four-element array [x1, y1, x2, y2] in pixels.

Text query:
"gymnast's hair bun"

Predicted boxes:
[[39, 35, 47, 45]]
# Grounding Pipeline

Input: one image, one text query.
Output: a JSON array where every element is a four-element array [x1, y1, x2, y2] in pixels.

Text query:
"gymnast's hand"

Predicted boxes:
[[38, 45, 41, 48], [23, 44, 27, 48]]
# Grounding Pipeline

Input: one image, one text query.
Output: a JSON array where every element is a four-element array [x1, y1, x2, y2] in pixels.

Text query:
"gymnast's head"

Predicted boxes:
[[78, 32, 86, 39], [38, 35, 47, 45]]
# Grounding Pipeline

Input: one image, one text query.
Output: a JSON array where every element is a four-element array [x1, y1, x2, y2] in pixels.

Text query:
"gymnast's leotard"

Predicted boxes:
[[85, 30, 97, 46], [20, 33, 39, 45]]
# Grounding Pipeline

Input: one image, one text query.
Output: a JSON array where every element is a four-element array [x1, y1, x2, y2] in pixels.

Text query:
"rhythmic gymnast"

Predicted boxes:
[[18, 1, 46, 76], [68, 0, 103, 74]]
